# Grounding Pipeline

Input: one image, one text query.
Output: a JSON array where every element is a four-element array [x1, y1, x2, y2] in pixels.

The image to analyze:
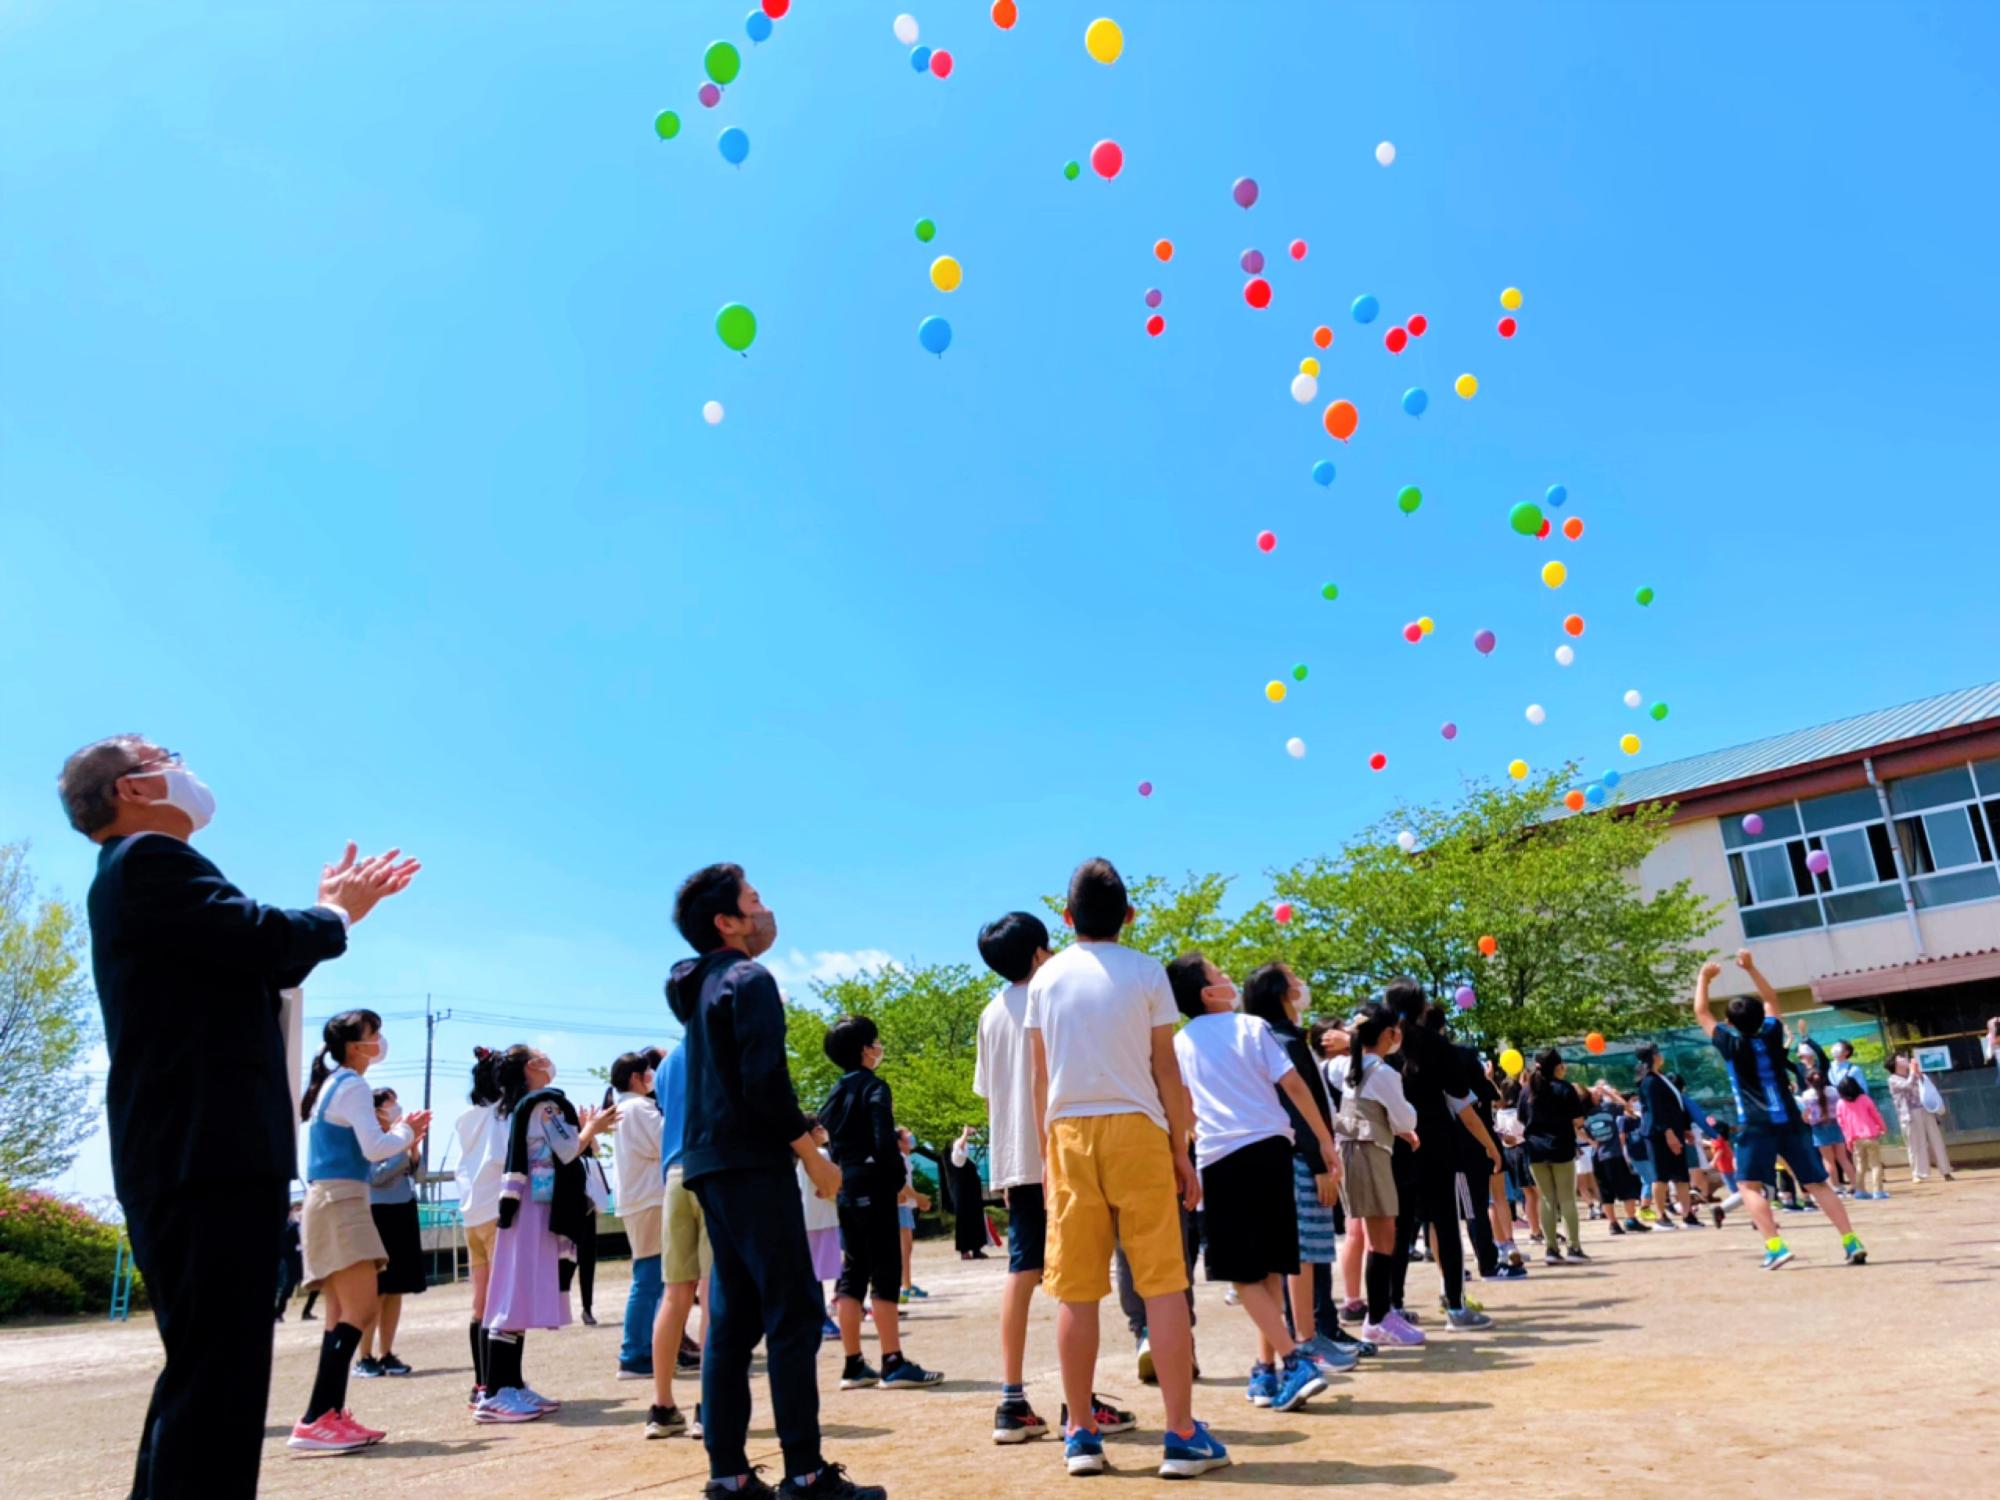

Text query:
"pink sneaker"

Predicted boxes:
[[287, 1414, 368, 1453], [337, 1410, 387, 1444], [1360, 1314, 1426, 1347]]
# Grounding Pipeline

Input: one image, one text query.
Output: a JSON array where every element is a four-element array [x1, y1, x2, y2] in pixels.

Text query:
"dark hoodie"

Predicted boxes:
[[818, 1068, 901, 1206], [664, 948, 810, 1184]]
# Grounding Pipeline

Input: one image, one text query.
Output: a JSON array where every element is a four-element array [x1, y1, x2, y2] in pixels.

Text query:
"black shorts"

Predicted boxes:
[[1197, 1136, 1299, 1285], [1593, 1151, 1640, 1204], [834, 1190, 901, 1304], [1005, 1182, 1046, 1274], [1648, 1134, 1690, 1184]]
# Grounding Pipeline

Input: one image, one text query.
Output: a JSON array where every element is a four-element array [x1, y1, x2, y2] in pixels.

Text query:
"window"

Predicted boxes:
[[1799, 788, 1879, 833], [1823, 886, 1904, 924], [1887, 766, 1976, 816], [1742, 899, 1826, 939], [1914, 867, 2000, 909], [1721, 802, 1801, 849]]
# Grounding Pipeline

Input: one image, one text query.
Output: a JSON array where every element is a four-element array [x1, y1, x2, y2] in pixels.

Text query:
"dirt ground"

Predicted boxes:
[[9, 1172, 2000, 1499]]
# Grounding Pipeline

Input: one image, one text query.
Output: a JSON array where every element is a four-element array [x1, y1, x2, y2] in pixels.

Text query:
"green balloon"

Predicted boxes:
[[1508, 500, 1543, 536], [1063, 160, 1081, 180], [1397, 485, 1423, 515], [704, 40, 742, 84], [1650, 701, 1670, 721], [1635, 585, 1656, 606], [1292, 664, 1309, 682], [654, 110, 682, 140], [1320, 582, 1339, 601], [715, 302, 757, 352], [914, 218, 936, 243]]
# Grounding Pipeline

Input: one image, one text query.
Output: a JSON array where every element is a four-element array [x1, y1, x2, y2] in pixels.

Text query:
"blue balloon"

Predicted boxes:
[[1546, 483, 1568, 508], [1601, 769, 1622, 789], [1402, 386, 1429, 417], [1351, 294, 1380, 324], [746, 9, 773, 43], [1311, 460, 1336, 487], [910, 44, 932, 71], [918, 315, 953, 356], [718, 126, 750, 166], [1584, 784, 1607, 807]]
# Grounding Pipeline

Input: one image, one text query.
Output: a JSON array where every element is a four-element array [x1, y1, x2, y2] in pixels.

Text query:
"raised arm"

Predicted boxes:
[[122, 835, 349, 977], [1736, 948, 1781, 1017], [1693, 958, 1724, 1037]]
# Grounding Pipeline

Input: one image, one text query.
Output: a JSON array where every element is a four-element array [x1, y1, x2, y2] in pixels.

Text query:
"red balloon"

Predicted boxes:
[[1244, 277, 1272, 309], [1563, 517, 1584, 540], [1145, 314, 1165, 337], [1312, 325, 1333, 349], [762, 0, 789, 15], [1090, 139, 1123, 179], [1497, 316, 1517, 338], [1385, 326, 1409, 354], [929, 48, 954, 78], [1402, 622, 1422, 643], [1369, 752, 1388, 771], [1406, 314, 1428, 337], [990, 0, 1017, 28], [1289, 239, 1307, 261], [1256, 529, 1277, 553], [1536, 519, 1551, 538], [1274, 901, 1295, 925]]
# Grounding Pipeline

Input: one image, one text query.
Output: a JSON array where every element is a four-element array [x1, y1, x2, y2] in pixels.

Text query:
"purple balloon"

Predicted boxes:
[[1742, 813, 1764, 836], [1144, 287, 1162, 308], [1473, 628, 1496, 655], [1454, 985, 1476, 1010], [1232, 175, 1259, 209], [698, 81, 722, 107], [1806, 848, 1831, 875], [1240, 248, 1265, 274], [1441, 721, 1458, 741]]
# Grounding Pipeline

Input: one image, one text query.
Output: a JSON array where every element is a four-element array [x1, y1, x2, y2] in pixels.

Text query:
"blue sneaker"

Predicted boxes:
[[1244, 1362, 1278, 1407], [821, 1317, 839, 1341], [880, 1358, 944, 1388], [1159, 1420, 1230, 1479], [1303, 1335, 1358, 1377], [1761, 1244, 1795, 1271], [1064, 1427, 1106, 1477], [1268, 1352, 1328, 1414]]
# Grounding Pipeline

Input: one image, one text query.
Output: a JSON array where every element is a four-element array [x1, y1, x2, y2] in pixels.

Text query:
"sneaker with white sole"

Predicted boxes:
[[1245, 1361, 1277, 1407], [287, 1414, 369, 1453], [993, 1399, 1050, 1444], [1159, 1420, 1230, 1479], [1064, 1428, 1106, 1477], [645, 1404, 688, 1438], [1269, 1353, 1327, 1413], [1303, 1334, 1359, 1376], [1060, 1395, 1137, 1435], [1361, 1312, 1425, 1347], [1446, 1307, 1493, 1330], [880, 1358, 944, 1388], [338, 1410, 386, 1445], [474, 1388, 543, 1423], [518, 1386, 561, 1412], [1761, 1245, 1795, 1271]]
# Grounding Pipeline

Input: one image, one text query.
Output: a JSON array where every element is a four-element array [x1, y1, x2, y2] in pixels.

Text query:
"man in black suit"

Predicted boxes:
[[59, 734, 417, 1499]]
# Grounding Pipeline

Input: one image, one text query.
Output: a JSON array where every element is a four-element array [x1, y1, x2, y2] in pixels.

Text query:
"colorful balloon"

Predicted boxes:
[[1508, 758, 1529, 780], [1396, 484, 1422, 514], [1601, 770, 1622, 789], [1244, 277, 1272, 309], [1418, 616, 1435, 636], [1563, 614, 1584, 636], [1286, 737, 1307, 759], [1256, 530, 1277, 553], [1478, 934, 1499, 956], [1063, 159, 1081, 180], [1320, 581, 1340, 600], [1289, 239, 1307, 261], [1585, 1032, 1606, 1055], [1455, 372, 1478, 398], [654, 109, 683, 139], [1635, 585, 1656, 606], [1154, 238, 1173, 261], [1508, 501, 1543, 536], [1536, 519, 1552, 539], [1091, 140, 1123, 178], [705, 40, 742, 83], [1403, 622, 1422, 643], [1555, 644, 1575, 666], [1562, 517, 1584, 540], [893, 13, 919, 44], [1266, 680, 1287, 703], [1806, 849, 1830, 876], [1385, 326, 1408, 354], [702, 399, 724, 425], [1351, 294, 1380, 324], [1742, 813, 1765, 836], [1312, 325, 1333, 349], [1650, 701, 1669, 721], [1085, 16, 1124, 63], [929, 255, 963, 292], [1311, 460, 1335, 487], [1441, 721, 1458, 740], [1564, 789, 1586, 812], [1397, 830, 1418, 853], [1545, 483, 1567, 507], [1473, 628, 1496, 655], [715, 302, 758, 351], [763, 0, 790, 15], [917, 315, 952, 355], [992, 0, 1018, 28], [1274, 901, 1294, 924], [929, 48, 954, 78], [1323, 399, 1358, 442], [1525, 703, 1548, 726], [1500, 1048, 1524, 1077], [1375, 140, 1396, 166], [915, 217, 937, 242], [1497, 316, 1517, 338], [1369, 752, 1387, 771], [1619, 733, 1641, 755], [1455, 985, 1476, 1010], [1299, 356, 1320, 376], [1138, 780, 1152, 797], [1500, 286, 1523, 310], [746, 9, 773, 43], [1291, 373, 1318, 404], [698, 82, 723, 107], [1145, 314, 1165, 337], [1623, 689, 1643, 708], [1291, 664, 1309, 682], [1144, 287, 1162, 308], [1406, 314, 1428, 337], [1542, 560, 1567, 588], [1232, 176, 1259, 208], [1401, 386, 1429, 417], [910, 45, 932, 71], [1240, 248, 1265, 274], [1585, 783, 1607, 807], [718, 126, 750, 165]]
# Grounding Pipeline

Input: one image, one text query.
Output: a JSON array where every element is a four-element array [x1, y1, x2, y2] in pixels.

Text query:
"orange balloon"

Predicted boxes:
[[1586, 1032, 1606, 1055], [1564, 789, 1586, 812], [1477, 933, 1498, 956], [1323, 399, 1358, 442], [1154, 238, 1174, 262], [1563, 614, 1585, 637], [1312, 325, 1333, 349], [1562, 516, 1584, 540]]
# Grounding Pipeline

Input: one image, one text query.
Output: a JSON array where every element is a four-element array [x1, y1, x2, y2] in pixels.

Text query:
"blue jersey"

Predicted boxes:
[[1711, 1015, 1801, 1130]]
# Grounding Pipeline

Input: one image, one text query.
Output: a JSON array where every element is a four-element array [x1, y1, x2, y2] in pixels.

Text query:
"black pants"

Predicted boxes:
[[1462, 1169, 1499, 1278], [1388, 1144, 1420, 1309], [1393, 1157, 1466, 1311], [122, 1176, 288, 1500], [557, 1212, 598, 1313], [691, 1167, 825, 1482]]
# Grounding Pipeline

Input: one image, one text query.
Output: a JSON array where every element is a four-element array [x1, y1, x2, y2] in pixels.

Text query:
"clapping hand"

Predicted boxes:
[[404, 1108, 432, 1141], [319, 842, 422, 924]]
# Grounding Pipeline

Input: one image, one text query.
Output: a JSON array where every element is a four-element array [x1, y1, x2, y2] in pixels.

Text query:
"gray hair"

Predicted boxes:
[[58, 734, 148, 835]]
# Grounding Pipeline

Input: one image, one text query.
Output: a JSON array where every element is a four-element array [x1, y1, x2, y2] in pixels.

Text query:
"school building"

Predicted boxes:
[[1616, 680, 2000, 1161]]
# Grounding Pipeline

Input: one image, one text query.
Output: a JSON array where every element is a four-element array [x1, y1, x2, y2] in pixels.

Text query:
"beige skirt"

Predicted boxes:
[[1338, 1140, 1399, 1220], [302, 1179, 387, 1287]]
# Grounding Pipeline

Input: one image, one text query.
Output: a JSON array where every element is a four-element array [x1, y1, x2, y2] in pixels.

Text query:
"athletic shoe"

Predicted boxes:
[[1391, 1306, 1421, 1326], [993, 1399, 1050, 1444], [1712, 1206, 1726, 1228], [1682, 1215, 1704, 1229], [338, 1410, 386, 1444], [777, 1462, 887, 1498], [906, 1284, 931, 1299], [1269, 1353, 1327, 1413], [1654, 1218, 1681, 1232], [821, 1317, 839, 1341], [645, 1404, 687, 1438], [1780, 1201, 1807, 1214], [353, 1356, 385, 1379], [1844, 1239, 1868, 1266], [1327, 1328, 1378, 1357], [692, 1403, 703, 1440], [1159, 1420, 1231, 1479], [1339, 1297, 1367, 1321], [1064, 1428, 1106, 1477], [287, 1413, 369, 1453], [898, 1290, 912, 1307], [1303, 1334, 1359, 1375], [378, 1353, 412, 1376], [1874, 1190, 1891, 1200], [1624, 1217, 1650, 1233], [1567, 1248, 1591, 1261], [678, 1348, 703, 1372], [518, 1386, 562, 1413], [1440, 1292, 1485, 1314], [1543, 1251, 1566, 1267], [616, 1362, 653, 1380], [1761, 1245, 1795, 1271], [839, 1359, 880, 1391], [1137, 1335, 1155, 1385], [881, 1358, 944, 1388], [1446, 1307, 1493, 1331], [1245, 1361, 1278, 1407], [1061, 1395, 1137, 1436], [1608, 1220, 1626, 1236], [1222, 1286, 1240, 1307], [1361, 1313, 1425, 1347], [466, 1384, 485, 1411], [704, 1471, 775, 1500], [474, 1389, 542, 1423]]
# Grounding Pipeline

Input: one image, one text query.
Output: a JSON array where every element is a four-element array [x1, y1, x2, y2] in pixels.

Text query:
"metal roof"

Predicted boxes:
[[1609, 680, 2000, 805]]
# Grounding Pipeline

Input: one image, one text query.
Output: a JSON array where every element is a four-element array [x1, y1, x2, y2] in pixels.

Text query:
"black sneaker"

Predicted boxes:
[[993, 1399, 1050, 1444], [1711, 1205, 1726, 1229], [880, 1357, 944, 1388], [704, 1469, 775, 1500], [1623, 1217, 1651, 1233], [1682, 1214, 1705, 1229], [379, 1353, 413, 1376], [777, 1463, 887, 1499], [1608, 1220, 1626, 1236], [840, 1357, 880, 1391], [1567, 1247, 1591, 1261], [353, 1356, 385, 1379], [1061, 1394, 1138, 1435], [645, 1404, 687, 1439], [1328, 1329, 1378, 1358]]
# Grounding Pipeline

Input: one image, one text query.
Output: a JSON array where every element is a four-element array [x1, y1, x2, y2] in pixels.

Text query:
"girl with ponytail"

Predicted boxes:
[[1333, 1004, 1422, 1346], [453, 1046, 508, 1408], [1516, 1048, 1589, 1265], [289, 1011, 432, 1453]]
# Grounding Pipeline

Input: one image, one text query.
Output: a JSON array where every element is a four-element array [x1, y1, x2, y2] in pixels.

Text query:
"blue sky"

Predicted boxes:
[[5, 2, 1997, 1197]]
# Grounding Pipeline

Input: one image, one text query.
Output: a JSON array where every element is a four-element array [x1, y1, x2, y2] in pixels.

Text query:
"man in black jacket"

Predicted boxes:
[[1635, 1044, 1701, 1230], [664, 863, 883, 1500], [60, 734, 417, 1499]]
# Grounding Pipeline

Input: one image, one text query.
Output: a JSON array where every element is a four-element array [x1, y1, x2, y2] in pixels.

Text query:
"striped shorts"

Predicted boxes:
[[1293, 1153, 1337, 1262]]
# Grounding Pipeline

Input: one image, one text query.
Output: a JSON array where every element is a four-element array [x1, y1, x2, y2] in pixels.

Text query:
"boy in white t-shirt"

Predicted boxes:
[[1165, 953, 1339, 1416]]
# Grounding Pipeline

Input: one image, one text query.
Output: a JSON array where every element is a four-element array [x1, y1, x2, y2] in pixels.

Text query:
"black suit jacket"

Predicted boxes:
[[88, 833, 349, 1203]]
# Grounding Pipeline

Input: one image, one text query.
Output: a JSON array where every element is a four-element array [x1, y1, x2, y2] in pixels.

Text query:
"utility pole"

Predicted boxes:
[[421, 994, 453, 1182]]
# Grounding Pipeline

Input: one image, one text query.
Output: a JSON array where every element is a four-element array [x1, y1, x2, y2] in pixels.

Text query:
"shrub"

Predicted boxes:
[[0, 1250, 85, 1318], [0, 1186, 132, 1317]]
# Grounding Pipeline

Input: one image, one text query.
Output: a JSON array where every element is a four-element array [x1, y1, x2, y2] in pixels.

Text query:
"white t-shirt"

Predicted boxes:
[[453, 1103, 509, 1228], [612, 1091, 664, 1213], [799, 1147, 841, 1232], [1023, 941, 1178, 1132], [974, 983, 1042, 1189], [1172, 1012, 1295, 1170]]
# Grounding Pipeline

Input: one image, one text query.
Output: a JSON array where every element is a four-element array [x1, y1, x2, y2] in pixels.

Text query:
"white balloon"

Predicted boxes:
[[1290, 373, 1318, 405], [894, 13, 918, 44], [1396, 829, 1418, 853], [1525, 703, 1547, 726], [1554, 644, 1575, 666], [1285, 736, 1307, 759], [1375, 140, 1396, 167], [702, 400, 724, 426], [1623, 689, 1642, 709]]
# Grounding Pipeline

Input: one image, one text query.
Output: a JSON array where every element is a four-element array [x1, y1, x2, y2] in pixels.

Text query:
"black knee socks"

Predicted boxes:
[[487, 1330, 525, 1392], [304, 1322, 363, 1423], [469, 1320, 487, 1388], [1364, 1253, 1393, 1326]]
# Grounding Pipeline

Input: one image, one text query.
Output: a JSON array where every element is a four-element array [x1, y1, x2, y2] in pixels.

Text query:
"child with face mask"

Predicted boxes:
[[355, 1087, 426, 1377]]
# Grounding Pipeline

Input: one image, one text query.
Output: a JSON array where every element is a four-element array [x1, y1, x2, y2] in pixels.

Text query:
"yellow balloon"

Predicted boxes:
[[1418, 615, 1435, 636], [1542, 560, 1567, 588], [1454, 372, 1478, 399], [1499, 1047, 1524, 1077], [1265, 680, 1287, 703], [1299, 356, 1321, 377], [1085, 17, 1124, 64], [1500, 286, 1523, 311], [1620, 733, 1641, 755], [1507, 758, 1529, 781], [930, 255, 962, 293]]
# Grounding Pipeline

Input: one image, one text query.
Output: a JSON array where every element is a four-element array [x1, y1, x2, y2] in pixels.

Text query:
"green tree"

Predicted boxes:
[[0, 843, 98, 1185], [1041, 871, 1248, 969]]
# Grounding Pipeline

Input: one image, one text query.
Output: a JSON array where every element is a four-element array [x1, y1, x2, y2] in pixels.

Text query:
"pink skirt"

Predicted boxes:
[[807, 1226, 842, 1282], [484, 1198, 572, 1331]]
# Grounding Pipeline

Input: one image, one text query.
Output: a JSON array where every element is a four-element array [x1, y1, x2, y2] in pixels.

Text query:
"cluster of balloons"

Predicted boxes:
[[895, 14, 954, 78], [657, 10, 788, 146]]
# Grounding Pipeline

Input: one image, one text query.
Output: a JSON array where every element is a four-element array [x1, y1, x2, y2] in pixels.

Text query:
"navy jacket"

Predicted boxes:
[[88, 833, 347, 1202], [1637, 1071, 1692, 1139], [664, 948, 810, 1185], [818, 1068, 901, 1205]]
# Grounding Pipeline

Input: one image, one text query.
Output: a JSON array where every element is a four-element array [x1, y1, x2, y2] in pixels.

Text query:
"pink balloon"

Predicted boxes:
[[1091, 140, 1123, 179], [698, 82, 722, 107], [1289, 239, 1307, 261], [1256, 529, 1277, 553], [929, 48, 953, 78], [1240, 248, 1265, 274], [1144, 287, 1162, 308], [1806, 849, 1831, 875], [1473, 628, 1497, 655], [1742, 813, 1765, 836], [1231, 176, 1259, 209], [1273, 901, 1294, 924], [1402, 622, 1422, 643], [1441, 722, 1458, 740], [1138, 781, 1153, 798]]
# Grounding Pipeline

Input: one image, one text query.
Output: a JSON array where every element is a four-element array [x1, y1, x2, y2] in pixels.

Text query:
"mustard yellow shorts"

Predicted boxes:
[[1042, 1113, 1189, 1305], [465, 1219, 498, 1270], [664, 1166, 713, 1286]]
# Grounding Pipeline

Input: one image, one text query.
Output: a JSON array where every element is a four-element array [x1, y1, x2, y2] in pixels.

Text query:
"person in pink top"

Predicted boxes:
[[1833, 1078, 1890, 1200]]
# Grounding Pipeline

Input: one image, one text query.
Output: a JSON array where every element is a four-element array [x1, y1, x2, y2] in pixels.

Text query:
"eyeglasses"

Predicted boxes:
[[120, 749, 183, 778]]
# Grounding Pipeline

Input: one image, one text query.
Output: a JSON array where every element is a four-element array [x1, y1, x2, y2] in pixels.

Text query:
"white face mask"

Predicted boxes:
[[383, 1104, 404, 1125], [145, 769, 216, 832], [368, 1035, 389, 1065], [1296, 981, 1313, 1011]]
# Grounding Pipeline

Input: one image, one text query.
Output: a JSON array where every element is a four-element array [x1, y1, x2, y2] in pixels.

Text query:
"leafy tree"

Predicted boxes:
[[1041, 872, 1246, 968], [0, 844, 98, 1185]]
